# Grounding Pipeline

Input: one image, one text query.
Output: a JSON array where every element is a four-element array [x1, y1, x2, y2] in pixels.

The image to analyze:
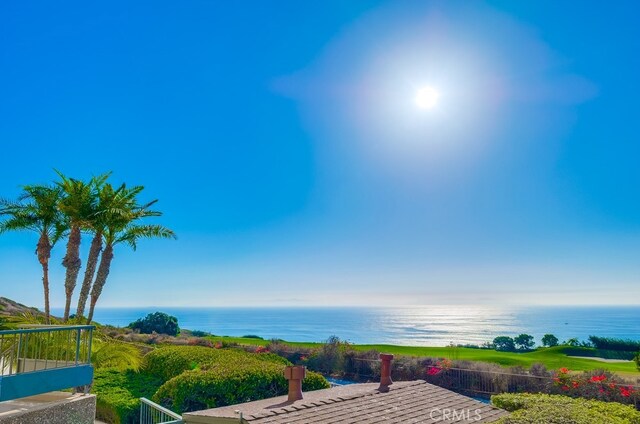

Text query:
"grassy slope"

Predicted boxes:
[[208, 336, 639, 374]]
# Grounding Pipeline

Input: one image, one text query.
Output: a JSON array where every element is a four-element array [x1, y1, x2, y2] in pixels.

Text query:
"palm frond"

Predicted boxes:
[[115, 224, 176, 251], [91, 171, 112, 188], [1, 185, 65, 238], [0, 212, 38, 234], [91, 339, 143, 371]]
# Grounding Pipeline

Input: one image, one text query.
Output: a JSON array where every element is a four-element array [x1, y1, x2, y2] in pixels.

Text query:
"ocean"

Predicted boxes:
[[53, 305, 640, 346]]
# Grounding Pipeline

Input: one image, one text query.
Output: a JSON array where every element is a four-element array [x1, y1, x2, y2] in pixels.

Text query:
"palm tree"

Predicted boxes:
[[75, 182, 130, 320], [56, 171, 109, 322], [86, 188, 175, 324], [0, 185, 66, 323]]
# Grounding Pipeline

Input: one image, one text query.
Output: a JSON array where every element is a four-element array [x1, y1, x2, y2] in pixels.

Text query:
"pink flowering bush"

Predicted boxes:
[[552, 367, 638, 405], [426, 358, 453, 376]]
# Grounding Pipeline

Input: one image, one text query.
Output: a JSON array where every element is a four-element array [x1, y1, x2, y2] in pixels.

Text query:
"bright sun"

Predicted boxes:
[[415, 86, 439, 109]]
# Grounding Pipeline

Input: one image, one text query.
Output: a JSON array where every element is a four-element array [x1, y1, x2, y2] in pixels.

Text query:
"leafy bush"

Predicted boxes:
[[562, 346, 637, 360], [541, 334, 559, 347], [306, 336, 350, 374], [589, 336, 640, 352], [144, 346, 288, 381], [129, 312, 180, 336], [493, 336, 516, 352], [267, 339, 313, 364], [550, 367, 638, 406], [242, 334, 264, 339], [94, 346, 310, 423], [492, 393, 640, 424], [143, 345, 328, 413], [187, 337, 214, 348], [93, 368, 164, 424], [153, 359, 328, 412]]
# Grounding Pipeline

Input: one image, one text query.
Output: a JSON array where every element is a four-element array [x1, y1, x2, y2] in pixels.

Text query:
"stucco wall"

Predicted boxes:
[[0, 392, 96, 424]]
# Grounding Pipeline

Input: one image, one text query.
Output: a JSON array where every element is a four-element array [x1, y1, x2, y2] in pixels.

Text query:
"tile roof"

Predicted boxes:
[[183, 380, 508, 423]]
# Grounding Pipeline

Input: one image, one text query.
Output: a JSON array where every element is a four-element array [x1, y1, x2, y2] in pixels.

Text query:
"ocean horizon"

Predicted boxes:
[[53, 305, 640, 347]]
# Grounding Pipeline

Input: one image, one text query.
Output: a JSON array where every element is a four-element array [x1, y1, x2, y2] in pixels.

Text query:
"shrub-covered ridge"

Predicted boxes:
[[144, 345, 289, 381]]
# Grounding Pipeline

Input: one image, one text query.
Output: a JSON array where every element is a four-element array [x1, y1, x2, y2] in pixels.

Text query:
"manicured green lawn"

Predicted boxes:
[[351, 345, 637, 373], [207, 336, 639, 374]]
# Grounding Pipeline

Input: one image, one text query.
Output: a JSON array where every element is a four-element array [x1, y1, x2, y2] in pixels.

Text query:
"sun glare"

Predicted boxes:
[[415, 86, 439, 109]]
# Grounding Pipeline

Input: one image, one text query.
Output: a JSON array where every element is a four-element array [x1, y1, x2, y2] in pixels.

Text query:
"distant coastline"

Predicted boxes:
[[52, 305, 640, 346]]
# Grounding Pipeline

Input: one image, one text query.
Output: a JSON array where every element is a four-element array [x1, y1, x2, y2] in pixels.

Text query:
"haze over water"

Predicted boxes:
[[67, 305, 640, 346]]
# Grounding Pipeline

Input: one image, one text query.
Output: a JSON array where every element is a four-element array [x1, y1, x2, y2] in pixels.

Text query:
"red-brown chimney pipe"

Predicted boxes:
[[378, 353, 394, 392], [284, 365, 306, 402]]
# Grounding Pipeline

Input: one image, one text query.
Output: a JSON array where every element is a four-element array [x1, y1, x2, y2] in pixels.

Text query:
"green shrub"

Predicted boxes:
[[562, 346, 637, 360], [153, 361, 329, 413], [550, 368, 638, 406], [92, 368, 164, 424], [589, 336, 640, 352], [146, 346, 327, 413], [306, 336, 350, 374], [144, 346, 288, 381], [492, 393, 640, 424], [129, 312, 180, 336]]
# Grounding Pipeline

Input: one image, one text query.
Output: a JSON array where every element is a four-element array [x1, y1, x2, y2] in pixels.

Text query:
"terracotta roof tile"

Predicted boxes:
[[183, 380, 508, 423]]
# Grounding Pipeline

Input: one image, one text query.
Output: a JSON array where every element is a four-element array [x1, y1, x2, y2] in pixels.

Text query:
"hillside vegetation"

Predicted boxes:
[[94, 346, 329, 423], [206, 335, 640, 375]]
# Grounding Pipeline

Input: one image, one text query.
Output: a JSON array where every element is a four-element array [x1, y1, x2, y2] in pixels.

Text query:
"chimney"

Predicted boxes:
[[378, 353, 394, 392], [284, 365, 306, 402]]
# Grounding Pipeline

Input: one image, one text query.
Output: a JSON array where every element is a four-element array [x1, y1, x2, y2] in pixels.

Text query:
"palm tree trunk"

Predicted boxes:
[[76, 231, 102, 321], [36, 233, 52, 324], [62, 225, 82, 321], [87, 243, 114, 324], [41, 262, 51, 324]]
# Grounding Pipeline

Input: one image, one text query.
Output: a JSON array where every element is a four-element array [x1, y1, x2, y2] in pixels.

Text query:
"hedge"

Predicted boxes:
[[154, 362, 328, 413], [492, 393, 640, 424], [144, 345, 288, 381], [96, 346, 328, 421], [563, 347, 638, 361], [93, 368, 164, 424], [588, 336, 640, 352]]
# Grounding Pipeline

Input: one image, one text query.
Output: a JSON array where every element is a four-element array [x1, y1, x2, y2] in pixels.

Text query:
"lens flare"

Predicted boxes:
[[415, 86, 439, 109]]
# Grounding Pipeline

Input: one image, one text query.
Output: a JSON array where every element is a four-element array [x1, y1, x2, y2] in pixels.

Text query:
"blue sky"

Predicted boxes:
[[1, 1, 639, 307]]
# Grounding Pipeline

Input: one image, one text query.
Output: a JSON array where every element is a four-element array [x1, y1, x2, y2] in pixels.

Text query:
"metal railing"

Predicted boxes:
[[0, 325, 94, 401], [140, 398, 183, 424], [425, 366, 640, 408], [426, 367, 551, 395]]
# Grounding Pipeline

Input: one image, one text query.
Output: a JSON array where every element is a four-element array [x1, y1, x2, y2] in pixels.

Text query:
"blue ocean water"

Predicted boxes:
[[55, 305, 640, 347]]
